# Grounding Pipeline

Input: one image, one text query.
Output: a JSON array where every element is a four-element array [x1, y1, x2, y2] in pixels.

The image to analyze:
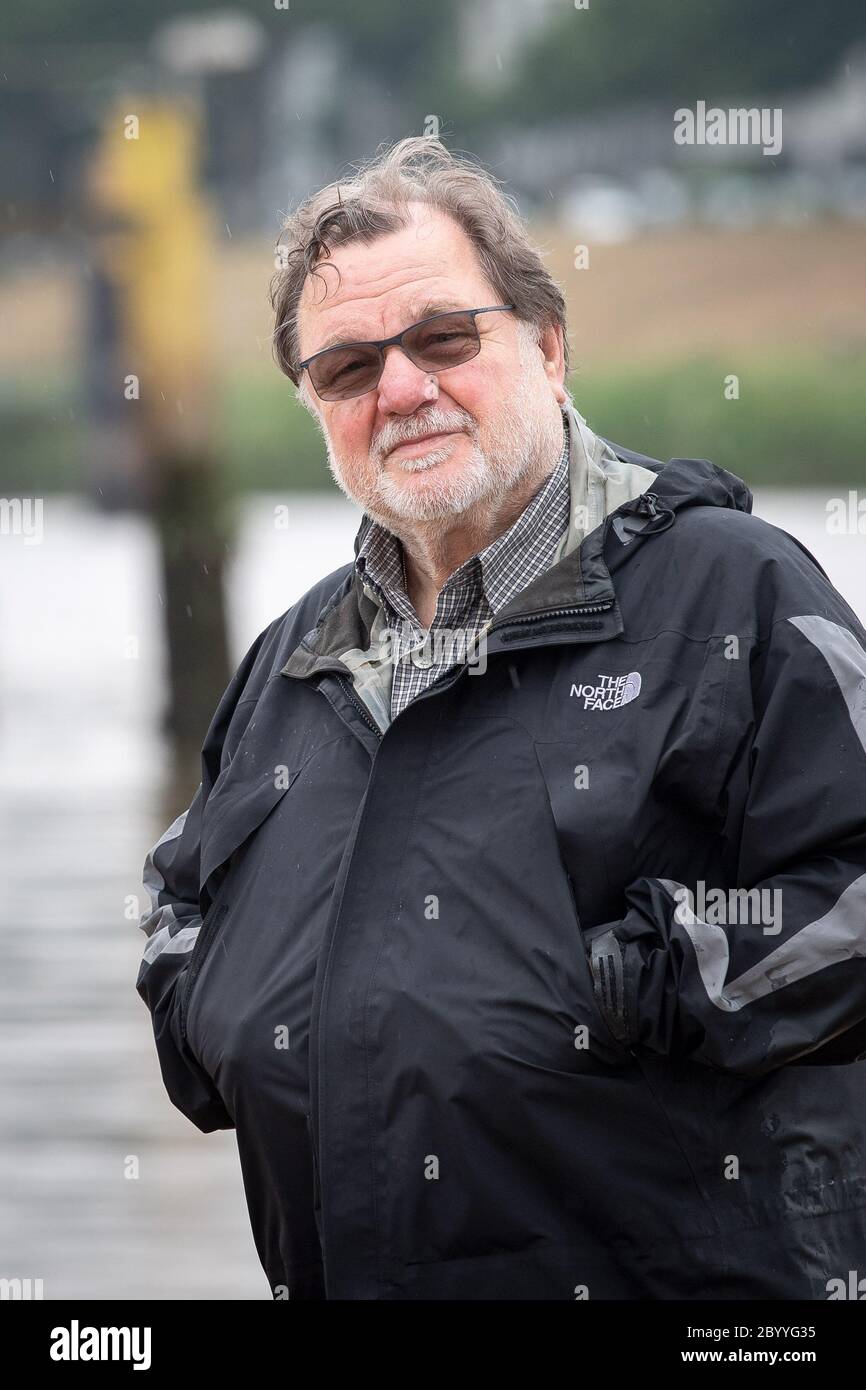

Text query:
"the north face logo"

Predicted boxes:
[[570, 672, 642, 711]]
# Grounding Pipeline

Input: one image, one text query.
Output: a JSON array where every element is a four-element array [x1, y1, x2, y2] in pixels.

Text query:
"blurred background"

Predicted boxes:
[[1, 0, 864, 1299]]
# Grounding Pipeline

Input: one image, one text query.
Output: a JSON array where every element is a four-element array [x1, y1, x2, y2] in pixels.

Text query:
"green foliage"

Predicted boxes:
[[215, 354, 866, 492], [0, 0, 460, 105], [572, 351, 866, 486], [490, 0, 866, 125], [4, 0, 862, 113], [218, 374, 327, 491], [4, 354, 864, 497]]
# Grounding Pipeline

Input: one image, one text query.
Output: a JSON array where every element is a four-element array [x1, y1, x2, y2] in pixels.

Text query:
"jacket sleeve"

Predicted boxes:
[[135, 625, 274, 1132], [585, 547, 866, 1077]]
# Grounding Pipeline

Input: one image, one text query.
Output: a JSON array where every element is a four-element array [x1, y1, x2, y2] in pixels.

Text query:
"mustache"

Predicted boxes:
[[374, 408, 477, 459]]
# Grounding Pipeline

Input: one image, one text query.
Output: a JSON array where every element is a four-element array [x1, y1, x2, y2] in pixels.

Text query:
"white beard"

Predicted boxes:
[[322, 327, 565, 527]]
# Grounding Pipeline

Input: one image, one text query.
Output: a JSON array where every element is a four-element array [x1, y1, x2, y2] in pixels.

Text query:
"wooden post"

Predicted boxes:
[[87, 97, 232, 795]]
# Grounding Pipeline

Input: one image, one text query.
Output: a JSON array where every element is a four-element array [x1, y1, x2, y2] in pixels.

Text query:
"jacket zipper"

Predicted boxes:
[[337, 674, 383, 740], [334, 597, 615, 737], [316, 592, 617, 1286], [490, 599, 614, 629]]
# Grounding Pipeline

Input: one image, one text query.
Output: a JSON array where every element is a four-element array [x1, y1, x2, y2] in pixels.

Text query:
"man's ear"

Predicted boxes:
[[538, 321, 567, 405]]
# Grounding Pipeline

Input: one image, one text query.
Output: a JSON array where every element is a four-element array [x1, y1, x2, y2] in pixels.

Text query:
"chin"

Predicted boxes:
[[378, 459, 491, 524]]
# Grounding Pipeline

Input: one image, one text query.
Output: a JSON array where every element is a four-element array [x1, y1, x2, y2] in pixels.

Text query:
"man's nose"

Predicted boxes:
[[375, 344, 437, 415]]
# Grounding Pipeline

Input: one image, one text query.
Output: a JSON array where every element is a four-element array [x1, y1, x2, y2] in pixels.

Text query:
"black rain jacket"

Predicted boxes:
[[137, 440, 866, 1299]]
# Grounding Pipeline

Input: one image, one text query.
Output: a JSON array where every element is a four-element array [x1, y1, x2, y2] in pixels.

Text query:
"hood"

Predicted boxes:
[[642, 452, 753, 518]]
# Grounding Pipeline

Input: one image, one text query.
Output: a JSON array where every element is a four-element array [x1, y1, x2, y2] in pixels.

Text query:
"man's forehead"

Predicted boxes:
[[297, 211, 490, 352], [306, 296, 475, 354]]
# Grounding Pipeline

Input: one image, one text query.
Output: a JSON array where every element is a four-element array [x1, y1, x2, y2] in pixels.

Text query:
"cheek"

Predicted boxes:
[[326, 401, 375, 464], [442, 361, 505, 421]]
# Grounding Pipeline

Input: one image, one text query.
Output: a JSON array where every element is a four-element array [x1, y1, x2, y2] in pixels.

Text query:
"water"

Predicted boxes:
[[0, 489, 862, 1299]]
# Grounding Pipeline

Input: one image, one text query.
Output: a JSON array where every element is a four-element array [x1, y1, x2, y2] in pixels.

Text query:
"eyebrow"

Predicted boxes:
[[313, 299, 464, 355]]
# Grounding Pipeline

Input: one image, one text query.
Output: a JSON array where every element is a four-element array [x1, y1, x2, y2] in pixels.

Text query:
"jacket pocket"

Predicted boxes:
[[180, 900, 230, 1044], [199, 762, 302, 903]]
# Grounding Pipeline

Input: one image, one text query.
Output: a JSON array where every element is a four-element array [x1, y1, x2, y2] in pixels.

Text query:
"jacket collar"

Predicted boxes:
[[281, 400, 752, 680]]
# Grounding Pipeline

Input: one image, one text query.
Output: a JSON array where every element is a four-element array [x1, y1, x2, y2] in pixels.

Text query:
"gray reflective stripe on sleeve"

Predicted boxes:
[[141, 918, 201, 968], [788, 614, 866, 757], [658, 874, 866, 1013], [140, 806, 191, 929]]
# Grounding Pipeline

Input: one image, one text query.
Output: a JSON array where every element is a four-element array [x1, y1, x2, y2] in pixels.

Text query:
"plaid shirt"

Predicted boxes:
[[355, 407, 571, 721]]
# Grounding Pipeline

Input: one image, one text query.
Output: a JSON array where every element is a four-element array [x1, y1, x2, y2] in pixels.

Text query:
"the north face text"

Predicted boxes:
[[569, 672, 642, 710]]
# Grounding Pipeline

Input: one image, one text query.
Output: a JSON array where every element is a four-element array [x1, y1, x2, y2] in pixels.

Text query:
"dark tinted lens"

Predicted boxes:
[[310, 345, 382, 400], [404, 313, 480, 370]]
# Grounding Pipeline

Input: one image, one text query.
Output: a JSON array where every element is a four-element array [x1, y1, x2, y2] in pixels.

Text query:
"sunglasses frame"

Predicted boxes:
[[296, 303, 516, 401]]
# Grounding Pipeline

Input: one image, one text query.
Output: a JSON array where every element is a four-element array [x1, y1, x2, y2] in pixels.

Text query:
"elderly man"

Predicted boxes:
[[137, 137, 866, 1301]]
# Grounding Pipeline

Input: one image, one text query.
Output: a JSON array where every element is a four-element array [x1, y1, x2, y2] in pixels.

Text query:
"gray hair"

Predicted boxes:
[[269, 136, 570, 402]]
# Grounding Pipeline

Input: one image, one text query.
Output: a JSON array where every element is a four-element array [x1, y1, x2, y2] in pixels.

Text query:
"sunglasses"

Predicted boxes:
[[296, 304, 515, 402]]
